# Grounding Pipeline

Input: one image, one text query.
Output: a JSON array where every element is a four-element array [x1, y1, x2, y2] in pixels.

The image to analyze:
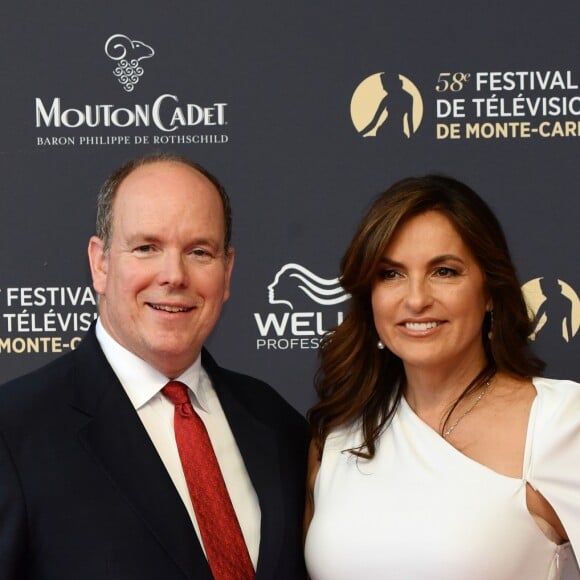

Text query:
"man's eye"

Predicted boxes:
[[135, 245, 155, 253], [191, 248, 215, 261]]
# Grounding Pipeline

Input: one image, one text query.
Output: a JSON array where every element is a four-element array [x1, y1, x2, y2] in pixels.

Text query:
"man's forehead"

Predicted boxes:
[[111, 162, 224, 229], [113, 162, 221, 209], [120, 160, 211, 189]]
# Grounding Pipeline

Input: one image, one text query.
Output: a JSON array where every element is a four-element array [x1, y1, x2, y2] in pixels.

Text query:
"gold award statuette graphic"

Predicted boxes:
[[351, 72, 423, 138], [522, 278, 580, 343]]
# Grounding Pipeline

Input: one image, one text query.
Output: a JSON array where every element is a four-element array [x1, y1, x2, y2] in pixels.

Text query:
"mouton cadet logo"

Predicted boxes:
[[34, 33, 229, 146]]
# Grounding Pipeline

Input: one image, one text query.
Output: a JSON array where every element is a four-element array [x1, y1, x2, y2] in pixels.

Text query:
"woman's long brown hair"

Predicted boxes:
[[308, 175, 544, 458]]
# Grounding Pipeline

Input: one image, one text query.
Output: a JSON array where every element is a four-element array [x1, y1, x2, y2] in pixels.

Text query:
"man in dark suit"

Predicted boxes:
[[0, 153, 309, 579]]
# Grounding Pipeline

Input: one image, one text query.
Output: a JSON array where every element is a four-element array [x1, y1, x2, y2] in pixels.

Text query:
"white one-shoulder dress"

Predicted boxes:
[[305, 378, 580, 580]]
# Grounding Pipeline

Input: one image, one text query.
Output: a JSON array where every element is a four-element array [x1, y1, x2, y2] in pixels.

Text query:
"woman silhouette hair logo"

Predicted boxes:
[[268, 264, 350, 310]]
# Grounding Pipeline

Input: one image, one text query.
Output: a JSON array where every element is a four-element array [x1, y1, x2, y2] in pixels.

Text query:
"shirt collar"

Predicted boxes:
[[95, 319, 209, 412]]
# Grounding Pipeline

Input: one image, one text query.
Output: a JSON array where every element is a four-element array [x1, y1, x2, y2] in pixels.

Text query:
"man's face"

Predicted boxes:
[[89, 161, 234, 378]]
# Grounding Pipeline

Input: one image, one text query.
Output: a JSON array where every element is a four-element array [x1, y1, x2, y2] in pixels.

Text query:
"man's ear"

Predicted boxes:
[[223, 247, 235, 303], [88, 236, 108, 295]]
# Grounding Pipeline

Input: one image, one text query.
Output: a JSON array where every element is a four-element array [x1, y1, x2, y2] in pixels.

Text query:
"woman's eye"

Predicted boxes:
[[435, 267, 457, 277], [379, 269, 401, 280]]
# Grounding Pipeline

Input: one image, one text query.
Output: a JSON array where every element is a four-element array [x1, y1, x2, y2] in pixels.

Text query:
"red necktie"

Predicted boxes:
[[162, 381, 255, 580]]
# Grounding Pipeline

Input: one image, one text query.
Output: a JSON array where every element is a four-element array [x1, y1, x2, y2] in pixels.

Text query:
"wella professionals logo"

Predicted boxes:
[[268, 263, 350, 309], [350, 72, 423, 138], [105, 34, 155, 92], [522, 277, 579, 343], [254, 263, 348, 351]]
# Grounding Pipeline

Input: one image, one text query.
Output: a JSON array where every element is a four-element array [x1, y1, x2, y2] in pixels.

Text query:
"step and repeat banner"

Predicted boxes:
[[0, 1, 578, 413]]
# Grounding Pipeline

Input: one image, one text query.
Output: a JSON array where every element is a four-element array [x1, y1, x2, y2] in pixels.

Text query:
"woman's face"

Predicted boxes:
[[371, 211, 491, 376]]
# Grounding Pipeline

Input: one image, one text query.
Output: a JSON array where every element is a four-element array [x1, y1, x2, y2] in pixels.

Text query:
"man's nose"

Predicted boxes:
[[159, 252, 189, 287]]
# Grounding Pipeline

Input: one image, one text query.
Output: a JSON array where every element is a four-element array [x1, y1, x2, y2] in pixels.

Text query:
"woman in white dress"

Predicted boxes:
[[304, 175, 580, 579]]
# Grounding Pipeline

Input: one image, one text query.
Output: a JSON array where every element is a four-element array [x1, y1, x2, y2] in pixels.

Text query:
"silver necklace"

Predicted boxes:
[[442, 378, 493, 440]]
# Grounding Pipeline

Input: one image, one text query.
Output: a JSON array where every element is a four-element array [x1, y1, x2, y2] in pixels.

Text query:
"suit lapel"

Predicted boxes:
[[70, 331, 212, 580], [203, 351, 286, 579]]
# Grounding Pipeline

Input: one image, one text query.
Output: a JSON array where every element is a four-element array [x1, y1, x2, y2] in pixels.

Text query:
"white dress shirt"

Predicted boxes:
[[95, 320, 261, 568]]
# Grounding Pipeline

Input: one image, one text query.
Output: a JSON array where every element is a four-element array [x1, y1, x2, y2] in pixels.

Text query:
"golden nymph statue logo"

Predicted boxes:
[[522, 277, 579, 343], [350, 72, 423, 138]]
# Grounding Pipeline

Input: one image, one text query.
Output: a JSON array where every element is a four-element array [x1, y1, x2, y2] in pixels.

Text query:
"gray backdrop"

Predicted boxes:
[[1, 0, 578, 414]]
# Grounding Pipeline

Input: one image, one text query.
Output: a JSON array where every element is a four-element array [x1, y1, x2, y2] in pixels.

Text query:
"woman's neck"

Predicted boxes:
[[403, 354, 489, 416]]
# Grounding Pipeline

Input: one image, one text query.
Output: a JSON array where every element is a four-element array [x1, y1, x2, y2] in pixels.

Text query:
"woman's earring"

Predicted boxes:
[[377, 340, 385, 350], [487, 310, 494, 340]]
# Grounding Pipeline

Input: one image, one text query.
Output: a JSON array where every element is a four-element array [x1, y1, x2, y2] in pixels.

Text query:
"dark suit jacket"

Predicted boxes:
[[0, 328, 309, 579]]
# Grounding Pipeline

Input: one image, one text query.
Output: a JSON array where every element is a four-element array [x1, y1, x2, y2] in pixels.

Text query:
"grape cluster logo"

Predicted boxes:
[[350, 72, 423, 138], [105, 34, 155, 92], [522, 277, 579, 343]]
